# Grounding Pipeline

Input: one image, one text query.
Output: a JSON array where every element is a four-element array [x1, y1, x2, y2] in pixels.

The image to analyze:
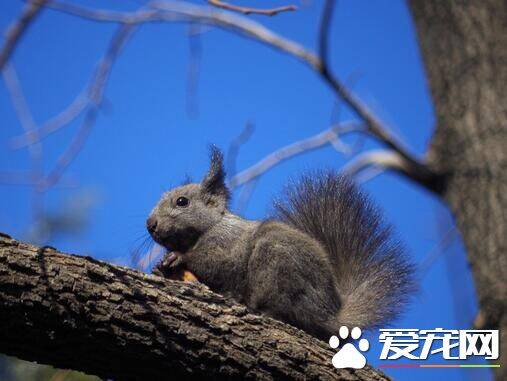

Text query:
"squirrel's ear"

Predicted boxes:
[[201, 146, 230, 205]]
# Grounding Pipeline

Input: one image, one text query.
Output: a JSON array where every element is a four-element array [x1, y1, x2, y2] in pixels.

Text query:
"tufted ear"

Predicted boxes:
[[201, 146, 230, 205]]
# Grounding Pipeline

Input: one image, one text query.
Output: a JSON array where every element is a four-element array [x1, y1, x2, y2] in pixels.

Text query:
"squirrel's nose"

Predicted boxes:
[[146, 216, 158, 234]]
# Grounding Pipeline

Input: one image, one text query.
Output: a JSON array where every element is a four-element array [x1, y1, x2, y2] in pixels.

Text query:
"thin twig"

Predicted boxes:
[[41, 24, 136, 190], [2, 64, 41, 158], [0, 171, 76, 187], [419, 226, 457, 276], [186, 23, 202, 118], [2, 63, 45, 216], [226, 121, 256, 211], [10, 91, 88, 149], [226, 121, 255, 180], [236, 177, 258, 214], [0, 0, 48, 70], [229, 122, 362, 188], [0, 171, 39, 186], [208, 0, 297, 16]]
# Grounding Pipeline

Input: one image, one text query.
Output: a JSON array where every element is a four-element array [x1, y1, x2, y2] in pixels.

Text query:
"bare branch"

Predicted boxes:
[[10, 91, 88, 149], [229, 122, 362, 188], [318, 0, 334, 67], [226, 121, 257, 211], [208, 0, 297, 16], [0, 171, 76, 187], [0, 0, 48, 70], [40, 1, 413, 166], [419, 226, 457, 276], [37, 0, 441, 194], [226, 121, 255, 180], [41, 24, 135, 190], [317, 1, 427, 167], [2, 64, 41, 162], [43, 0, 321, 67], [186, 23, 202, 118], [343, 150, 408, 176], [2, 63, 45, 216], [342, 149, 444, 193], [235, 177, 258, 213], [0, 171, 39, 186], [41, 109, 97, 190]]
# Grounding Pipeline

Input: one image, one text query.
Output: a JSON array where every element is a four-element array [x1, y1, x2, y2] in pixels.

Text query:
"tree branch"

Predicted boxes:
[[342, 149, 445, 193], [316, 1, 437, 182], [34, 0, 441, 194], [2, 63, 45, 216], [9, 87, 88, 149], [0, 0, 48, 70], [208, 0, 297, 16], [0, 233, 389, 380], [40, 24, 135, 190], [229, 122, 362, 188]]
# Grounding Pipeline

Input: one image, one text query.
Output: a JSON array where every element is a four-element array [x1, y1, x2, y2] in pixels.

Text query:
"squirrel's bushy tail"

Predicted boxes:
[[273, 171, 416, 329]]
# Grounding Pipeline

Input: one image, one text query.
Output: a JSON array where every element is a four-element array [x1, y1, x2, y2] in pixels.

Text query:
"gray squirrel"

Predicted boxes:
[[147, 147, 415, 340]]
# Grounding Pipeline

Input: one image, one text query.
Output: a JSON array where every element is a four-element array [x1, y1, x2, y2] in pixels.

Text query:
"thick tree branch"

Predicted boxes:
[[0, 233, 388, 381]]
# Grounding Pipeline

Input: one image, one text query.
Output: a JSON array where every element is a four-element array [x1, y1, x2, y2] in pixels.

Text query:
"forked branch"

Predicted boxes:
[[343, 149, 444, 193]]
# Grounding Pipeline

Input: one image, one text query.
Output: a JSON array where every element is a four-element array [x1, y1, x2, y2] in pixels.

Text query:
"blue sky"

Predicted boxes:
[[0, 1, 489, 380]]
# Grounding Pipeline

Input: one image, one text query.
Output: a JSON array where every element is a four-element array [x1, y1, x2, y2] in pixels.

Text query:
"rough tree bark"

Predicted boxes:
[[0, 234, 388, 381], [409, 1, 507, 378]]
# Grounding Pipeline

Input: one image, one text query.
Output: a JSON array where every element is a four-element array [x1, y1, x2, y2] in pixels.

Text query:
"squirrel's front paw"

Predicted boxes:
[[152, 252, 198, 283]]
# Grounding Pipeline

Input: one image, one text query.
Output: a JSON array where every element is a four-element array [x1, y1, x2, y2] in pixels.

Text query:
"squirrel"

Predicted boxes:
[[147, 147, 415, 340]]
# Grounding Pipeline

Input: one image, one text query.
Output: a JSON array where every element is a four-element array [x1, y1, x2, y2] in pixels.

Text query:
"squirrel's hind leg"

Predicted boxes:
[[245, 234, 341, 341]]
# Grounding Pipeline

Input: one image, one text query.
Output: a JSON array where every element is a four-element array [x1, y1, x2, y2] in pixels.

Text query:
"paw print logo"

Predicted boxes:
[[329, 326, 369, 369]]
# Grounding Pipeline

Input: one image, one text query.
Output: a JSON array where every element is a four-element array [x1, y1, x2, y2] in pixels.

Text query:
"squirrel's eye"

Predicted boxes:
[[176, 196, 189, 207]]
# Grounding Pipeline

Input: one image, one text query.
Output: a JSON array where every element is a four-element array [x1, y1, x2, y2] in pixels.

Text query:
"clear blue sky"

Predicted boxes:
[[0, 1, 489, 380]]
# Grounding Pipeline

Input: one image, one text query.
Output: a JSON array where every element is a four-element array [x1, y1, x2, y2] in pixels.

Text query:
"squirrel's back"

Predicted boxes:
[[273, 171, 416, 329]]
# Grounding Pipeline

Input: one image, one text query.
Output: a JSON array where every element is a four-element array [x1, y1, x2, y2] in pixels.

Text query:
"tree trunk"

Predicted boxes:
[[408, 1, 507, 378], [0, 233, 389, 381]]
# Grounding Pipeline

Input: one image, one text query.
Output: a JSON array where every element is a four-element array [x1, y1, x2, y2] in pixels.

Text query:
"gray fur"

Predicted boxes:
[[273, 172, 416, 330], [147, 149, 415, 340]]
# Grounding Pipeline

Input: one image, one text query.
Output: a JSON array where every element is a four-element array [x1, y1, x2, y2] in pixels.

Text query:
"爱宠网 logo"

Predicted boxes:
[[328, 327, 500, 370]]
